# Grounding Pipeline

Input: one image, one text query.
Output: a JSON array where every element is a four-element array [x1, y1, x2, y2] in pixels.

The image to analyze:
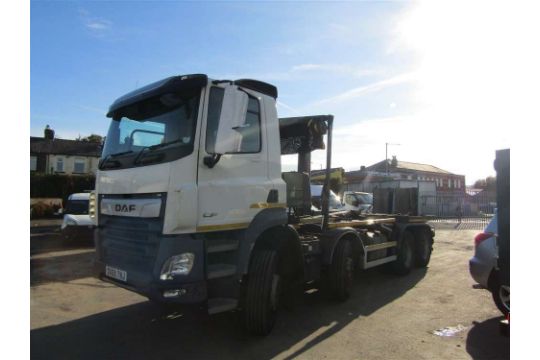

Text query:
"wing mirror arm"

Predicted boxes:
[[203, 153, 222, 168]]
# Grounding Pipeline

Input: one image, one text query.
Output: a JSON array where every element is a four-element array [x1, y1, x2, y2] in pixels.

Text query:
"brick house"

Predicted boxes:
[[345, 156, 466, 194], [30, 126, 102, 175]]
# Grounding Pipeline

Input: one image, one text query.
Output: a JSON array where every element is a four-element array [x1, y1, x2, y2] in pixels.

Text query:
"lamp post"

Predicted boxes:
[[385, 142, 401, 177]]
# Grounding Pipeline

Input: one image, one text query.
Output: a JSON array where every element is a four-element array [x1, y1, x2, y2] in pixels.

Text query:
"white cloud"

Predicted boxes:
[[309, 72, 416, 107], [276, 100, 301, 116], [291, 63, 382, 78], [78, 8, 112, 36], [217, 63, 381, 83], [85, 20, 112, 31]]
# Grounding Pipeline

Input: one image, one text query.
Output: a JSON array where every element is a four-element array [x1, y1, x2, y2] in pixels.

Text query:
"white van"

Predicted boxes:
[[61, 193, 95, 241], [310, 185, 344, 211]]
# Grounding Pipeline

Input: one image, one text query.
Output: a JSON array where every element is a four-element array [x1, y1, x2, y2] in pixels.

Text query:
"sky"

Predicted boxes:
[[30, 0, 519, 184]]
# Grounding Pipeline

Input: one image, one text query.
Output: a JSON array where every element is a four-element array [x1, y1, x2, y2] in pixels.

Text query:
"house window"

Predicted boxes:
[[56, 157, 64, 172], [30, 156, 37, 171], [74, 159, 86, 173]]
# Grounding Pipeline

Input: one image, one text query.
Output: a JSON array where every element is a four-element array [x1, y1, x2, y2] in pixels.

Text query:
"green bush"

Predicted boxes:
[[30, 173, 95, 202]]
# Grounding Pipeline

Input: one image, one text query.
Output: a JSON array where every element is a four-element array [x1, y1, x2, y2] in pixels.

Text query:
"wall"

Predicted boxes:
[[46, 154, 100, 175]]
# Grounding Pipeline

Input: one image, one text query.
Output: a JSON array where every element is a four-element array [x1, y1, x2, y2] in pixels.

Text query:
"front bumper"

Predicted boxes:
[[469, 256, 491, 288], [96, 267, 208, 304], [94, 216, 208, 304]]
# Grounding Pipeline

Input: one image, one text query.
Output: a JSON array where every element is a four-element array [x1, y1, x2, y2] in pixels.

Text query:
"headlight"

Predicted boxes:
[[89, 191, 96, 221], [160, 253, 195, 280]]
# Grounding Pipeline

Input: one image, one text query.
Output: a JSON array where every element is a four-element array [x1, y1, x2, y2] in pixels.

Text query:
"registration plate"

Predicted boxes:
[[106, 265, 127, 282]]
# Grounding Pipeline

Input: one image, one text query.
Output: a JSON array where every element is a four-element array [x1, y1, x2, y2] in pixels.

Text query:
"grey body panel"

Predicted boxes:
[[239, 207, 288, 274], [469, 236, 497, 288], [469, 214, 498, 288]]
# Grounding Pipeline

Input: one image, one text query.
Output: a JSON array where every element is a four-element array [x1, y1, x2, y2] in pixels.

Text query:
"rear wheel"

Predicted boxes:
[[325, 239, 354, 301], [489, 271, 510, 316], [391, 231, 415, 275], [243, 250, 281, 335], [414, 230, 433, 267]]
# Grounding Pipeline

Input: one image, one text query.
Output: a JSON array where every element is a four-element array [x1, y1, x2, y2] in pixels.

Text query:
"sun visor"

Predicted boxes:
[[106, 74, 208, 118]]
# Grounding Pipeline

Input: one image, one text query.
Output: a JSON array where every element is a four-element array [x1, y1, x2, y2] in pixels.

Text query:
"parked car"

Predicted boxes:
[[310, 185, 343, 211], [61, 193, 95, 241], [342, 191, 373, 213], [469, 210, 509, 315]]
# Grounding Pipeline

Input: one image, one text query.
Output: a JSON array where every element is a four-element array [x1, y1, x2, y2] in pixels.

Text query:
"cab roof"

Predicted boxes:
[[107, 74, 278, 118]]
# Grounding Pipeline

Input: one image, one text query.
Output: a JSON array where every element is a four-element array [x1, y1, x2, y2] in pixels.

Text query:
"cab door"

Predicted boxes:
[[196, 84, 271, 232]]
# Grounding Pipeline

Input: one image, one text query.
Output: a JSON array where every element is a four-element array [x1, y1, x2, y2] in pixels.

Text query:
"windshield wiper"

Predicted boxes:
[[99, 150, 134, 169], [133, 140, 184, 165]]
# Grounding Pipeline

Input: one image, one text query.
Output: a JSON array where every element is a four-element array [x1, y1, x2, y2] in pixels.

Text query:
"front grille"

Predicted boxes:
[[99, 216, 162, 272]]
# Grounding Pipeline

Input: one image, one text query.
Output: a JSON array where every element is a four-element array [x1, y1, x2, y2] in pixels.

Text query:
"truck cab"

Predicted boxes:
[[94, 74, 288, 309]]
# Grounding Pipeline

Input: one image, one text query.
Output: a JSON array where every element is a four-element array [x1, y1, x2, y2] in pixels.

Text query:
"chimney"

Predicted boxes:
[[391, 155, 398, 167], [360, 165, 366, 171], [44, 125, 55, 140]]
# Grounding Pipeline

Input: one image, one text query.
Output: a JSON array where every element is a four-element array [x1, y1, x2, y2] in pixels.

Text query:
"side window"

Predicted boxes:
[[206, 89, 262, 154], [206, 87, 225, 154], [238, 96, 261, 153]]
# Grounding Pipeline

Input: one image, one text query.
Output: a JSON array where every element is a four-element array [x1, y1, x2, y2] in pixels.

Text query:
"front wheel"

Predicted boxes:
[[243, 250, 281, 335]]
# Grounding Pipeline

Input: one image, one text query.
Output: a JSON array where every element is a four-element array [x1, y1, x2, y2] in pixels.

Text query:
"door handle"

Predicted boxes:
[[203, 212, 218, 218]]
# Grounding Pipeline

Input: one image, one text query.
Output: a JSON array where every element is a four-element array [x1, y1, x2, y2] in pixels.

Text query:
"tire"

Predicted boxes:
[[414, 229, 433, 268], [325, 239, 354, 301], [391, 231, 415, 275], [489, 272, 510, 316], [243, 250, 281, 335]]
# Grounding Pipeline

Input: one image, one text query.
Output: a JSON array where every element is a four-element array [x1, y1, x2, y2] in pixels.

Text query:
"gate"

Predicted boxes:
[[421, 192, 496, 230]]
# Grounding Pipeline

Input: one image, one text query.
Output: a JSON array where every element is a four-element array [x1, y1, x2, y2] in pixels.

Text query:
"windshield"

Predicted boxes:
[[65, 200, 89, 215], [355, 193, 373, 205], [312, 190, 342, 210], [100, 89, 201, 170]]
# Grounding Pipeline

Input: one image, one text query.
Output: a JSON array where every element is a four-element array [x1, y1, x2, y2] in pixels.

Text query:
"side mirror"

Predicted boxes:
[[214, 86, 248, 155]]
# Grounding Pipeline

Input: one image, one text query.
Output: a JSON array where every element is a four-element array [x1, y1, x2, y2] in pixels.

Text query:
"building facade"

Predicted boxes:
[[345, 156, 466, 194], [30, 127, 102, 175]]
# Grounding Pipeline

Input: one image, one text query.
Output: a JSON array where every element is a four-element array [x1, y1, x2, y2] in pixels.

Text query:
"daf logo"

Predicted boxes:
[[115, 204, 136, 212]]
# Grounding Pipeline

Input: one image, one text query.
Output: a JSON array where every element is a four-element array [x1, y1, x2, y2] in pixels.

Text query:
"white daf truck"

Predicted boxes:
[[92, 74, 434, 335]]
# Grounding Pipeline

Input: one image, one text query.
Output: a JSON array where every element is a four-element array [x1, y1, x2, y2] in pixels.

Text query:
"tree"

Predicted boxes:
[[81, 134, 103, 143]]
